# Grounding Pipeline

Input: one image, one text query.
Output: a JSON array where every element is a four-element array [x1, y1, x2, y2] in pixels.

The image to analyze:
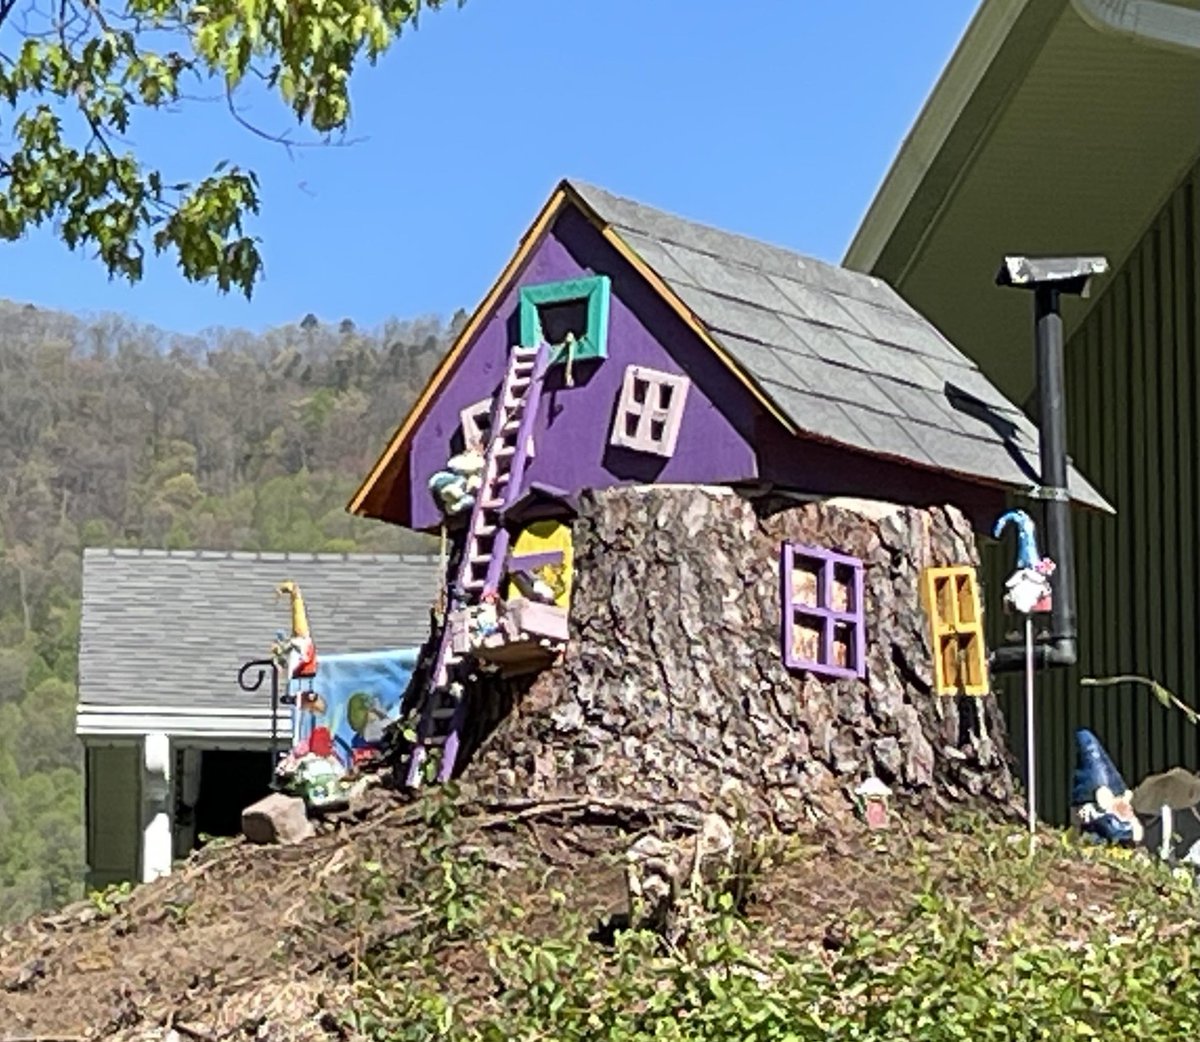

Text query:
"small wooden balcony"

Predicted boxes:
[[447, 596, 569, 677]]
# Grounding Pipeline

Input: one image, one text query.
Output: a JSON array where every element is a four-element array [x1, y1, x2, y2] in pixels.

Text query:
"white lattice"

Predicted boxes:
[[609, 365, 690, 457], [461, 394, 534, 457], [459, 398, 492, 450]]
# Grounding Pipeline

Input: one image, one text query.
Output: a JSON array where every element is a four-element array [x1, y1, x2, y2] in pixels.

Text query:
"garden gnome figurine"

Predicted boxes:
[[855, 777, 892, 830], [1071, 728, 1144, 845], [428, 443, 485, 517], [993, 509, 1055, 614], [275, 581, 319, 682]]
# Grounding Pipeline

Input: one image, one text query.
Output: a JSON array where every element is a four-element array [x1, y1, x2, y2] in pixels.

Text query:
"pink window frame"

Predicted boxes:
[[609, 365, 690, 457]]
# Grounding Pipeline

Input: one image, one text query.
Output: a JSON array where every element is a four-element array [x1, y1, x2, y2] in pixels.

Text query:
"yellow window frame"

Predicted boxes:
[[920, 565, 989, 697]]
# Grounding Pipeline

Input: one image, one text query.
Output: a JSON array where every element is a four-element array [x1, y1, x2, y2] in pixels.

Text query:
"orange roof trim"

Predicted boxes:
[[347, 186, 571, 520], [347, 180, 795, 524]]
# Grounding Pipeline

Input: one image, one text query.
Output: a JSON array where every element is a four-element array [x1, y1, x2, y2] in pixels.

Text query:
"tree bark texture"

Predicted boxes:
[[465, 487, 1016, 827]]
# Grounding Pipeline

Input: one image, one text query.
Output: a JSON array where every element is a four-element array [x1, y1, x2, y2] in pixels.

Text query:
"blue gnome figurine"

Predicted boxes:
[[1071, 728, 1144, 845], [428, 446, 485, 516], [993, 509, 1055, 614]]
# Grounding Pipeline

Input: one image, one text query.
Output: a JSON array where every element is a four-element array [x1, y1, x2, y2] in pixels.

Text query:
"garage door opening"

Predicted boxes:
[[192, 749, 274, 843]]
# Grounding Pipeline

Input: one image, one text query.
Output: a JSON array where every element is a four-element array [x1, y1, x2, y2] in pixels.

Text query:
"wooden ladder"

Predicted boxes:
[[404, 342, 551, 786]]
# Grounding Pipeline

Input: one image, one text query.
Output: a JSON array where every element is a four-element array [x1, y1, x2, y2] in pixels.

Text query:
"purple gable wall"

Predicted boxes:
[[407, 209, 761, 531], [405, 204, 1011, 532]]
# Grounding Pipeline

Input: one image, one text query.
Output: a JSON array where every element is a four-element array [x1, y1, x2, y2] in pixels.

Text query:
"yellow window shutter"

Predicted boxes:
[[921, 566, 989, 696]]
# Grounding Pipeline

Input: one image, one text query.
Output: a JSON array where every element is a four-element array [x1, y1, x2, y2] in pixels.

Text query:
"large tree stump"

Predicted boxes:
[[467, 487, 1015, 827]]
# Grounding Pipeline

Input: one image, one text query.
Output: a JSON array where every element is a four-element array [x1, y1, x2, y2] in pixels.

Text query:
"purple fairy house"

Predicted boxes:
[[348, 180, 1107, 792]]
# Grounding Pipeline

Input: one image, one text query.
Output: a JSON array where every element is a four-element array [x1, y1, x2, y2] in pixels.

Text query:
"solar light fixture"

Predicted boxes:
[[995, 255, 1109, 297]]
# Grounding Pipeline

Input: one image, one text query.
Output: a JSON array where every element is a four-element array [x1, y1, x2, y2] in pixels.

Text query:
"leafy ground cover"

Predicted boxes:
[[3, 783, 1198, 1040]]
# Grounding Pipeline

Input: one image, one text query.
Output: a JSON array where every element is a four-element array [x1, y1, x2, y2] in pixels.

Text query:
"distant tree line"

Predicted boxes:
[[0, 300, 459, 922]]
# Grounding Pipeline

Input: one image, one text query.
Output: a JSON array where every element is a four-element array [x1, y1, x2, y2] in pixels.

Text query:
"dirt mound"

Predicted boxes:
[[0, 785, 663, 1039], [3, 775, 1192, 1041]]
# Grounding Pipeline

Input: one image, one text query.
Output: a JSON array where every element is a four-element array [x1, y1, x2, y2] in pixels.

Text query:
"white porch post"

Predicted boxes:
[[141, 732, 173, 883]]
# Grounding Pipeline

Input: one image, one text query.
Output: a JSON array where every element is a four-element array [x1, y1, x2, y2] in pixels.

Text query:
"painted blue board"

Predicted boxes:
[[289, 648, 419, 768]]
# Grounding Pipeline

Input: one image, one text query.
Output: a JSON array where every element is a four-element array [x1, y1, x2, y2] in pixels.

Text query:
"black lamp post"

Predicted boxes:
[[991, 254, 1108, 672]]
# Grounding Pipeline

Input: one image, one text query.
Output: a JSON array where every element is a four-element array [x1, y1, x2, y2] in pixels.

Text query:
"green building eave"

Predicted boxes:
[[845, 0, 1200, 407]]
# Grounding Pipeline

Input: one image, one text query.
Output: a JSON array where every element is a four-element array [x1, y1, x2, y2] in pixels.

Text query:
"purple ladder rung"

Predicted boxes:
[[483, 343, 549, 594], [406, 343, 550, 788]]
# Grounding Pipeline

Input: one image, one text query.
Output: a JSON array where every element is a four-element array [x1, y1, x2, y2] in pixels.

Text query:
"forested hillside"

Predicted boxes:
[[0, 300, 456, 923]]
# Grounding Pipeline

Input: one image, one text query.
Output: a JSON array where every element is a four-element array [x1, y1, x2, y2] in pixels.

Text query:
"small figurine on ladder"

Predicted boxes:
[[993, 509, 1055, 843]]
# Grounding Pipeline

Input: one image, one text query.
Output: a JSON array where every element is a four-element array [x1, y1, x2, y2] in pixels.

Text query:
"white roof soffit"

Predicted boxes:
[[76, 703, 289, 739], [844, 0, 1059, 277], [1073, 0, 1200, 54], [845, 0, 1200, 404]]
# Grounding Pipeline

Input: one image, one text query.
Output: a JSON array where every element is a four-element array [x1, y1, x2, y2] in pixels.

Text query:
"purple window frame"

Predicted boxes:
[[781, 543, 866, 680]]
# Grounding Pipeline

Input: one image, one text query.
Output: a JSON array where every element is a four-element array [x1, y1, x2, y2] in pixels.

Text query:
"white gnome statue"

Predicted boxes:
[[993, 509, 1055, 614]]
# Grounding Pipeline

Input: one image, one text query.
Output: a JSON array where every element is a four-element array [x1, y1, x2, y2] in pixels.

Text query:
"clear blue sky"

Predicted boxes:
[[2, 2, 978, 335]]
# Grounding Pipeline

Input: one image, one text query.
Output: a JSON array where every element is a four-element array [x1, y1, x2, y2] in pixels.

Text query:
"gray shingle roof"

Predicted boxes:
[[78, 549, 441, 709], [568, 180, 1110, 512]]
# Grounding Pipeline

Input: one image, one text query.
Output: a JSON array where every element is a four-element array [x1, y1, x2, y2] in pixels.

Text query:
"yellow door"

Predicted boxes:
[[507, 521, 573, 609]]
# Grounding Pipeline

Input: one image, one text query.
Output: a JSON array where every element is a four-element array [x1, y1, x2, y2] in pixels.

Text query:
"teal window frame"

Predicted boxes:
[[518, 275, 611, 363]]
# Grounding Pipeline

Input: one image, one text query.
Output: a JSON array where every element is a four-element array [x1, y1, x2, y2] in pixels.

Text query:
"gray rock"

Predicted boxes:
[[241, 793, 314, 845]]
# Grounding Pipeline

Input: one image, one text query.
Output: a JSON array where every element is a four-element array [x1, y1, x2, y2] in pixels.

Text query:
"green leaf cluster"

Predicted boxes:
[[346, 883, 1200, 1041], [331, 809, 1200, 1042], [0, 0, 461, 294]]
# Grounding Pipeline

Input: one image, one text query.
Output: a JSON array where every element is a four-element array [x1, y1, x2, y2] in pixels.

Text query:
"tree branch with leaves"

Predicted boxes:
[[1081, 674, 1200, 727], [0, 0, 458, 296]]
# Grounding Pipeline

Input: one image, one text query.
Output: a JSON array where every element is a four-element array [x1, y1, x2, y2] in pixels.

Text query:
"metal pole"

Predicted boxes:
[[1034, 285, 1076, 648], [269, 663, 280, 778], [1025, 614, 1037, 840], [237, 657, 281, 787]]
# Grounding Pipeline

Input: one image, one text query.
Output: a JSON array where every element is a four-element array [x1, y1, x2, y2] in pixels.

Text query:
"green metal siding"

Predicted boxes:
[[991, 165, 1200, 823]]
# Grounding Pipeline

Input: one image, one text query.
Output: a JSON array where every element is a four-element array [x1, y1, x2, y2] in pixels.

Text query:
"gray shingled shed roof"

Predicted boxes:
[[568, 180, 1110, 512], [78, 550, 440, 710]]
